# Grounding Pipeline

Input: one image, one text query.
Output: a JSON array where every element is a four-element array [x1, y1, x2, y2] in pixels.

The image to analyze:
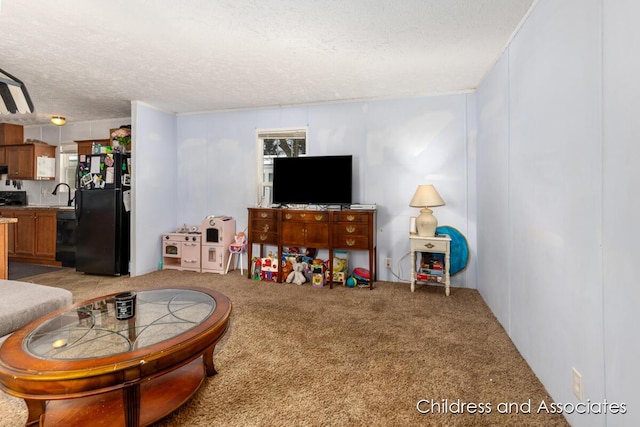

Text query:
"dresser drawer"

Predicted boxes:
[[253, 209, 277, 220], [250, 230, 278, 245], [282, 211, 328, 222], [333, 234, 369, 249], [252, 219, 277, 233], [410, 237, 448, 253], [333, 212, 369, 223], [332, 223, 368, 237]]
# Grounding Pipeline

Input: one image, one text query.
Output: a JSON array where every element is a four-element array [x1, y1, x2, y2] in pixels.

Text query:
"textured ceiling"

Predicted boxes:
[[0, 0, 534, 126]]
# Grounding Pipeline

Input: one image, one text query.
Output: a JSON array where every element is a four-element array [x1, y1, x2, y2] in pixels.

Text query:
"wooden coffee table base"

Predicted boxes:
[[0, 288, 231, 427], [35, 358, 207, 427]]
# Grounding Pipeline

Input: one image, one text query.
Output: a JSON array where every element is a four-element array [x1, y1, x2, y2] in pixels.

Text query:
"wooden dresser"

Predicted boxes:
[[247, 207, 377, 288]]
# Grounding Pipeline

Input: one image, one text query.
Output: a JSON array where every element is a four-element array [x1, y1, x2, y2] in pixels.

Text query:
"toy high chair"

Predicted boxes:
[[225, 232, 247, 274]]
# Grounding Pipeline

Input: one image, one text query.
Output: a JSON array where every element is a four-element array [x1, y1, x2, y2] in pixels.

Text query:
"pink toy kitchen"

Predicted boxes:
[[161, 215, 236, 274]]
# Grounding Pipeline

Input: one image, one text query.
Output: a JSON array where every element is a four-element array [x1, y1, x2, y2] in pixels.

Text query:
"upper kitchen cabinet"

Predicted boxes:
[[0, 123, 24, 145], [74, 138, 110, 155], [6, 143, 56, 180]]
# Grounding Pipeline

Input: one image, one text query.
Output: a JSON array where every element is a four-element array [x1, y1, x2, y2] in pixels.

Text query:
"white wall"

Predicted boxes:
[[477, 0, 638, 425], [131, 102, 178, 277], [602, 0, 640, 425], [175, 95, 477, 287]]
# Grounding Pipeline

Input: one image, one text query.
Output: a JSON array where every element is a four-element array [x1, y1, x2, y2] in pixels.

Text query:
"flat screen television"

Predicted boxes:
[[272, 155, 352, 206]]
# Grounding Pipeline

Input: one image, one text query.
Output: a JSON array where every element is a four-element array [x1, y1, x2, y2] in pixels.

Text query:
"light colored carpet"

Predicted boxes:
[[0, 269, 569, 426]]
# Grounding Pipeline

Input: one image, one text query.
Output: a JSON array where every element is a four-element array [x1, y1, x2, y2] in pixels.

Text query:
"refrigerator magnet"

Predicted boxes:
[[105, 155, 114, 167], [90, 157, 101, 174], [106, 167, 114, 184], [81, 173, 92, 188]]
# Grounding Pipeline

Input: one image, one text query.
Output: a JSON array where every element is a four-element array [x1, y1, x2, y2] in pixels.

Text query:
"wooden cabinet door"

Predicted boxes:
[[13, 210, 36, 256], [281, 221, 306, 246], [281, 220, 329, 247], [0, 123, 23, 145], [35, 210, 57, 258], [6, 145, 33, 179], [6, 146, 20, 178], [305, 223, 329, 247]]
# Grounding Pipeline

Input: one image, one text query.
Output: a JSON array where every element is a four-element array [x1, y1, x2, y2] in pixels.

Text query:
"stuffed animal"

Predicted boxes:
[[286, 259, 307, 285], [281, 259, 293, 280]]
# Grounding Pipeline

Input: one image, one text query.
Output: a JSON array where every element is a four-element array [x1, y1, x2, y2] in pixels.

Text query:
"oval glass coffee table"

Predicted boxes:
[[0, 287, 232, 427]]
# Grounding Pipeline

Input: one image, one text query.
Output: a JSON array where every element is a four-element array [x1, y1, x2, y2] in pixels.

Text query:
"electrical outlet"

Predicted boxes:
[[572, 367, 583, 400], [385, 258, 392, 268]]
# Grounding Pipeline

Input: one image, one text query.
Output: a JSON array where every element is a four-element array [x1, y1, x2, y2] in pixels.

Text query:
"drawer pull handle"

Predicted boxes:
[[285, 213, 292, 219], [259, 234, 268, 241], [346, 215, 355, 221], [346, 226, 355, 233], [315, 215, 323, 221], [346, 238, 355, 246], [424, 243, 435, 249], [260, 212, 268, 218], [262, 224, 270, 231]]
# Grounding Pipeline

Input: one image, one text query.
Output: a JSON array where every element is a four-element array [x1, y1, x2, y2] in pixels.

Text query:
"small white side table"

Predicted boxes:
[[410, 233, 451, 296]]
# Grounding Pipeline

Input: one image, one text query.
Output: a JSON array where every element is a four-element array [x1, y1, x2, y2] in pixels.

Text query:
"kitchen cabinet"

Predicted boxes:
[[6, 143, 56, 180], [0, 123, 24, 145], [74, 138, 110, 156], [0, 208, 58, 265]]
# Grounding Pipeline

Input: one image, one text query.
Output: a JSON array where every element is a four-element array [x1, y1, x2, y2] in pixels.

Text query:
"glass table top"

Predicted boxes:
[[25, 289, 216, 360]]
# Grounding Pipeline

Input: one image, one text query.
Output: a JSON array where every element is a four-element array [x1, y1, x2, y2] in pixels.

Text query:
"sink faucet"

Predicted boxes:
[[52, 183, 74, 207]]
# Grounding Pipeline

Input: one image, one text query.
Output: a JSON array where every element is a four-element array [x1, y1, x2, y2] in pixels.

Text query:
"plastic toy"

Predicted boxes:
[[345, 276, 357, 288]]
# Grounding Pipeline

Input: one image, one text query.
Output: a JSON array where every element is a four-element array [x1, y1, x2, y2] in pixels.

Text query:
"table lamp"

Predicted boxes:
[[409, 184, 445, 237]]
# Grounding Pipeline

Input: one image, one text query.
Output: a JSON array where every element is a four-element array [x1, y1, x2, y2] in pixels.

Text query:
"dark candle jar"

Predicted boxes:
[[115, 292, 136, 320]]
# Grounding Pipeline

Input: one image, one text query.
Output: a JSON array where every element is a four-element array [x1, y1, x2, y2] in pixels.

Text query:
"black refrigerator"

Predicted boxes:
[[75, 152, 131, 275]]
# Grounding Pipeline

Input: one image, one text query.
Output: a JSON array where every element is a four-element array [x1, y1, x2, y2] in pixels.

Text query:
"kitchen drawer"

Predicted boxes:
[[333, 234, 369, 250], [282, 211, 328, 222], [410, 237, 448, 253], [333, 211, 370, 223], [332, 223, 368, 237]]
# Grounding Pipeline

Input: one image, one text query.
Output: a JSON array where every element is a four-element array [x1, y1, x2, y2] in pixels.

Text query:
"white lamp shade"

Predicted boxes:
[[410, 185, 445, 237], [409, 185, 445, 208]]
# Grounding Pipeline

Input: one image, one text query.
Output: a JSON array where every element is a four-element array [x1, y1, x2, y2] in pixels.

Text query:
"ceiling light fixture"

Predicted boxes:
[[51, 116, 66, 126]]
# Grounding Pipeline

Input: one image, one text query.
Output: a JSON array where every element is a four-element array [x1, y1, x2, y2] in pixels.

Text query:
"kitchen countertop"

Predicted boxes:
[[0, 205, 75, 210]]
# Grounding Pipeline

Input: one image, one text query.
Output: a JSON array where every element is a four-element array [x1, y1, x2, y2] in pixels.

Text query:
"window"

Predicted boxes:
[[58, 143, 78, 190], [256, 128, 307, 206]]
